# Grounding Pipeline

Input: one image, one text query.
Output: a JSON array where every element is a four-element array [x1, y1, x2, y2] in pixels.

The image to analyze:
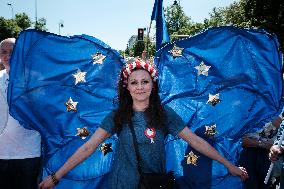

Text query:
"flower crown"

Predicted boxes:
[[122, 58, 158, 82]]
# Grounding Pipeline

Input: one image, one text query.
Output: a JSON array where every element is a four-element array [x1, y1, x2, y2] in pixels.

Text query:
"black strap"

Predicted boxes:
[[128, 121, 143, 175]]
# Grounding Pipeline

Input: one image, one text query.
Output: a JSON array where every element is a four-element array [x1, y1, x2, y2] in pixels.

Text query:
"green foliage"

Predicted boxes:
[[165, 4, 211, 42], [147, 42, 156, 58], [243, 0, 284, 50], [124, 45, 133, 57], [133, 41, 145, 57], [165, 4, 192, 36], [14, 13, 32, 30], [125, 0, 283, 56], [164, 0, 283, 50], [124, 36, 156, 59], [206, 0, 283, 50], [35, 18, 47, 31], [203, 2, 249, 28], [223, 1, 250, 27], [0, 13, 47, 42], [0, 17, 21, 40]]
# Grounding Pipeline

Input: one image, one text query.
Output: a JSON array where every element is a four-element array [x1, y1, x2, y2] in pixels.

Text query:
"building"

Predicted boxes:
[[127, 35, 137, 49]]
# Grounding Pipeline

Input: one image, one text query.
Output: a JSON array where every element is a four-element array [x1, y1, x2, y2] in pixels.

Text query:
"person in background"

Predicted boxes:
[[239, 111, 283, 189], [269, 112, 284, 189], [0, 38, 42, 189], [0, 63, 4, 70], [39, 58, 248, 189], [0, 47, 4, 70]]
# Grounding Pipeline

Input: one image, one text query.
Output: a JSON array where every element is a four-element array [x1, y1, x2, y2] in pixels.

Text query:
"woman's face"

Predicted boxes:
[[127, 69, 153, 104]]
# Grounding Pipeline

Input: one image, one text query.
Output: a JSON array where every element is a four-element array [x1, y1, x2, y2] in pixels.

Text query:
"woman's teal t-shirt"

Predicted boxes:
[[99, 106, 185, 189]]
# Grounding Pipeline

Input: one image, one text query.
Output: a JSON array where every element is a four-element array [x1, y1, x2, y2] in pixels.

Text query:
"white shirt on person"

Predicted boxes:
[[0, 69, 41, 159]]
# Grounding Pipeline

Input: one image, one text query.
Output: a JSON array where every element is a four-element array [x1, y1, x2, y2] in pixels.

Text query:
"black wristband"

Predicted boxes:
[[51, 172, 59, 185]]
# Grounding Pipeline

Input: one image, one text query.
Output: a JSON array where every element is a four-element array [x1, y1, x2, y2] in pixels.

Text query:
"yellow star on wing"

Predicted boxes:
[[100, 143, 113, 156], [207, 93, 221, 106], [195, 61, 211, 76], [169, 44, 184, 58], [75, 127, 90, 139], [185, 151, 199, 166], [64, 97, 78, 112], [72, 69, 87, 85], [92, 52, 106, 64], [204, 124, 218, 137]]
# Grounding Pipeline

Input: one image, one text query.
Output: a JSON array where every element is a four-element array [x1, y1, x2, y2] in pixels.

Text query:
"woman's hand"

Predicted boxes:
[[269, 145, 283, 161], [227, 165, 248, 181], [38, 128, 110, 189], [39, 176, 55, 189]]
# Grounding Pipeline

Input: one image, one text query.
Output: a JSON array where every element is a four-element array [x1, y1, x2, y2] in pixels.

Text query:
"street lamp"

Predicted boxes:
[[7, 3, 14, 20], [58, 21, 64, 35], [35, 0, 38, 29]]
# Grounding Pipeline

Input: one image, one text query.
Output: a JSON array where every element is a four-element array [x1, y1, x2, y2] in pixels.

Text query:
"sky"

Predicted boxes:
[[0, 0, 238, 51]]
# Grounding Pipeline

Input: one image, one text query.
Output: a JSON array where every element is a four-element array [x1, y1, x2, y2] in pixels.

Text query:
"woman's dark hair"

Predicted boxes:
[[113, 68, 166, 133]]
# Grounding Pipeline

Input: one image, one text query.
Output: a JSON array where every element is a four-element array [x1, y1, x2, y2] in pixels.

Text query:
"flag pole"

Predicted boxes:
[[143, 20, 152, 60]]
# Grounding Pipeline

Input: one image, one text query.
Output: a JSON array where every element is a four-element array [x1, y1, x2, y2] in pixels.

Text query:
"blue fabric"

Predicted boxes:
[[156, 26, 283, 189], [7, 29, 124, 188], [151, 0, 170, 51], [99, 106, 185, 189], [7, 26, 283, 189]]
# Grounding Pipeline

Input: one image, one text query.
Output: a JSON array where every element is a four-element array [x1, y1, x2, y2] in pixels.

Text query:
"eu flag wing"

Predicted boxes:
[[151, 0, 170, 51], [156, 26, 283, 189], [8, 29, 124, 188]]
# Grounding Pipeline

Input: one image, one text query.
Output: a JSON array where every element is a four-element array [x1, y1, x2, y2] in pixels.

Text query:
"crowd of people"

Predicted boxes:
[[0, 36, 283, 189]]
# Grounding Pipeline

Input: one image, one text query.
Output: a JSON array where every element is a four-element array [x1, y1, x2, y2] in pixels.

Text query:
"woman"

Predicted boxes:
[[39, 58, 248, 189]]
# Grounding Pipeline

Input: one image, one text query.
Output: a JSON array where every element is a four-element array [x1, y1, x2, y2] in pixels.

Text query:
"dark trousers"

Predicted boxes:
[[238, 147, 271, 189], [0, 157, 41, 189], [280, 165, 284, 189]]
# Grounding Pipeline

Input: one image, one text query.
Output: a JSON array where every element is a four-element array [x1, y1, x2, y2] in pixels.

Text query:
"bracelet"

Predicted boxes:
[[280, 113, 284, 120], [51, 172, 59, 185], [258, 140, 264, 148]]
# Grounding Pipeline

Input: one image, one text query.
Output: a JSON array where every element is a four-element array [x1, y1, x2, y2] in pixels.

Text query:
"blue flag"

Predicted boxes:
[[8, 29, 124, 189], [151, 0, 170, 51], [155, 26, 283, 189], [7, 26, 283, 189]]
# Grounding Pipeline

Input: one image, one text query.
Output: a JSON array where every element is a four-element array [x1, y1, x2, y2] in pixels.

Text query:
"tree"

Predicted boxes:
[[0, 17, 21, 40], [126, 0, 283, 57], [203, 2, 249, 28], [165, 4, 191, 35], [14, 13, 32, 30], [201, 0, 283, 49], [124, 35, 156, 59], [133, 41, 145, 57], [223, 1, 249, 27], [35, 18, 47, 31], [123, 44, 134, 57], [243, 0, 284, 50], [147, 42, 156, 58], [165, 4, 195, 41], [0, 13, 47, 42], [165, 4, 209, 41]]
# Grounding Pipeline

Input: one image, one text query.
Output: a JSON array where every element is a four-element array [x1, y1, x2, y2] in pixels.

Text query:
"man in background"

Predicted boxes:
[[0, 38, 42, 189], [0, 64, 4, 70]]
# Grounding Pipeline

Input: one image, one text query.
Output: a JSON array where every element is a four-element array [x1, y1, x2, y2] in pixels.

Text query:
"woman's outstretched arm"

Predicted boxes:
[[178, 126, 248, 181], [39, 128, 111, 189]]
